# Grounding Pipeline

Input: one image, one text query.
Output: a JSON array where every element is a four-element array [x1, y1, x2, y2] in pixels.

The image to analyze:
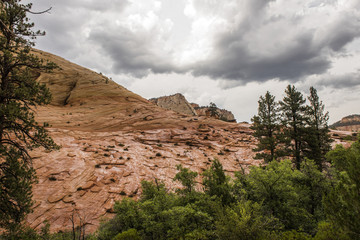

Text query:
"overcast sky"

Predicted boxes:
[[26, 0, 360, 123]]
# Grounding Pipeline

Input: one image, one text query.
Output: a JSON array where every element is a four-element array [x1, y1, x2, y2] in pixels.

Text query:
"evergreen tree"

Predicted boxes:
[[173, 164, 198, 194], [0, 0, 57, 236], [208, 102, 219, 118], [251, 91, 283, 162], [202, 159, 234, 206], [279, 85, 307, 169], [303, 87, 332, 170]]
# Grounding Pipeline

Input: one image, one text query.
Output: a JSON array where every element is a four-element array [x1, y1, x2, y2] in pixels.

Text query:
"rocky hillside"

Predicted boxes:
[[150, 94, 236, 122], [149, 93, 197, 116], [330, 114, 360, 132], [27, 50, 259, 233], [192, 103, 236, 122]]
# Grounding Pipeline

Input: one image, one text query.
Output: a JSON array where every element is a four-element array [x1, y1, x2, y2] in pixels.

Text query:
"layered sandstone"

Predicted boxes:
[[194, 106, 236, 122], [150, 94, 236, 122], [149, 93, 197, 116], [330, 114, 360, 132]]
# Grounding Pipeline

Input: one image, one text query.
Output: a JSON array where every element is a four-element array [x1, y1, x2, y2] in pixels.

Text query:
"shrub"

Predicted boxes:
[[112, 229, 141, 240]]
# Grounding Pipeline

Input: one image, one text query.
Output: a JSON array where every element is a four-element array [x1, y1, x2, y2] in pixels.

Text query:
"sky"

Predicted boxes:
[[25, 0, 360, 123]]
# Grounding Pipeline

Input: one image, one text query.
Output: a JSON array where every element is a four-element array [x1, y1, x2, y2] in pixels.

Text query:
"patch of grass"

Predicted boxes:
[[118, 143, 125, 147]]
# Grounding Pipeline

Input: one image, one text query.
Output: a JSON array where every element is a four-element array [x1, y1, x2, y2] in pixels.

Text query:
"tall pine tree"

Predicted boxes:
[[0, 0, 58, 236], [251, 91, 283, 162], [279, 85, 307, 169], [304, 87, 332, 170]]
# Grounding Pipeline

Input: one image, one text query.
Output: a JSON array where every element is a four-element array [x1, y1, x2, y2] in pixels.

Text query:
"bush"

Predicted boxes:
[[112, 229, 141, 240]]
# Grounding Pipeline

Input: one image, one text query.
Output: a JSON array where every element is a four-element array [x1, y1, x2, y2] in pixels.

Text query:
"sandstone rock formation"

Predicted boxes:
[[26, 50, 259, 233], [194, 106, 236, 122], [149, 93, 197, 116], [150, 94, 236, 122], [330, 114, 360, 132]]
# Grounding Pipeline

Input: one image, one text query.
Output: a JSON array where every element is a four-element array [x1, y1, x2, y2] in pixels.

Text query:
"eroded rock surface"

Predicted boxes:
[[27, 50, 258, 233], [330, 114, 360, 132], [149, 93, 197, 116]]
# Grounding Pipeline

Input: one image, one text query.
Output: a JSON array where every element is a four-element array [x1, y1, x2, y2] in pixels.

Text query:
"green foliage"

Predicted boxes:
[[303, 87, 332, 170], [173, 164, 198, 194], [112, 229, 141, 240], [0, 0, 58, 236], [215, 200, 279, 240], [279, 85, 308, 169], [273, 230, 312, 240], [208, 102, 219, 118], [251, 91, 284, 162], [235, 160, 329, 233], [95, 157, 353, 239], [313, 221, 350, 240], [324, 140, 360, 239], [202, 159, 234, 205], [252, 86, 331, 170]]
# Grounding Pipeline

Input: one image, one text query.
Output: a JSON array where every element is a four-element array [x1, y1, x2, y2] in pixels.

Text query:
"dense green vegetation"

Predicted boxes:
[[94, 140, 359, 240]]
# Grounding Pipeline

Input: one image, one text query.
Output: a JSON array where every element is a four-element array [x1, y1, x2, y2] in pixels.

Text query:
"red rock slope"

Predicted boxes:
[[27, 50, 259, 232]]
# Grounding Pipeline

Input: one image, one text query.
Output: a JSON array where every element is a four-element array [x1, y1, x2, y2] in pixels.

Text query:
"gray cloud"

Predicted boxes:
[[191, 1, 360, 84], [90, 28, 179, 78], [317, 71, 360, 89], [27, 0, 360, 90]]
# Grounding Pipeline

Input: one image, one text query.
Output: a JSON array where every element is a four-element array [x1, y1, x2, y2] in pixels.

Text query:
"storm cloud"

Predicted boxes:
[[191, 0, 360, 83], [24, 0, 360, 122], [28, 0, 360, 85]]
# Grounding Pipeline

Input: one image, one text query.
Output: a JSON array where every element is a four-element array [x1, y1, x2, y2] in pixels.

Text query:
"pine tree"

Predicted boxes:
[[279, 85, 307, 169], [208, 102, 219, 118], [303, 87, 332, 170], [0, 0, 58, 236], [202, 159, 234, 206], [251, 91, 283, 162]]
